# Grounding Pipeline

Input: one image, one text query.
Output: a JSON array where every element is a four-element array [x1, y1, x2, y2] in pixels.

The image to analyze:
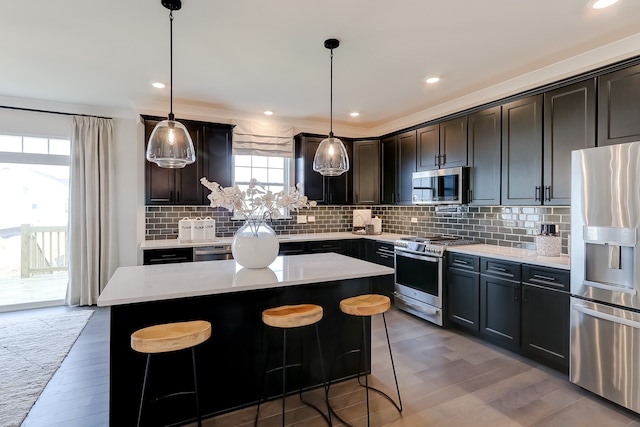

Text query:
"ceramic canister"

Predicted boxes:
[[178, 217, 192, 242], [203, 217, 216, 240], [191, 217, 206, 241]]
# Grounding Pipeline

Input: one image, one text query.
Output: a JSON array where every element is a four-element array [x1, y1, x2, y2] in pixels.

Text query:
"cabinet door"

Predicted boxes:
[[398, 130, 417, 204], [543, 79, 596, 205], [174, 123, 203, 205], [480, 274, 521, 349], [295, 135, 326, 203], [417, 124, 439, 171], [440, 116, 468, 168], [448, 268, 480, 331], [353, 139, 380, 204], [522, 284, 569, 373], [380, 136, 397, 204], [326, 138, 353, 204], [201, 124, 232, 199], [145, 119, 175, 204], [501, 95, 543, 205], [468, 107, 501, 205], [598, 64, 640, 146]]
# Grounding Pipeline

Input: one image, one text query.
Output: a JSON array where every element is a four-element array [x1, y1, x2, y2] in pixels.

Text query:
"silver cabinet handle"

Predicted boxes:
[[573, 304, 640, 329]]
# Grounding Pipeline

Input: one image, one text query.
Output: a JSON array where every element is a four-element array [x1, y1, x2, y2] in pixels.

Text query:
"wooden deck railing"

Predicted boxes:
[[20, 224, 68, 278]]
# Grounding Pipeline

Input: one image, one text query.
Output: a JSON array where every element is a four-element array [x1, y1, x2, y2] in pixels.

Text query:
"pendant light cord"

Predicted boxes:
[[329, 48, 334, 137], [169, 10, 174, 120]]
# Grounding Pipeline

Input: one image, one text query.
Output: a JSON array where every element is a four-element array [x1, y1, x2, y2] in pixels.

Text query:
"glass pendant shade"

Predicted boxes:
[[313, 135, 349, 176], [146, 119, 195, 168]]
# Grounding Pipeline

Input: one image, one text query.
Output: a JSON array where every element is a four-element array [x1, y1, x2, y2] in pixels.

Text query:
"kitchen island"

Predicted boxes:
[[98, 253, 394, 426]]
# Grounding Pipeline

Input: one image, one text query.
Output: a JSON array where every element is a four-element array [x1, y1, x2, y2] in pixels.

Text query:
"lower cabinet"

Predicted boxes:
[[447, 254, 480, 330], [446, 253, 569, 373], [143, 248, 194, 265], [365, 240, 395, 299]]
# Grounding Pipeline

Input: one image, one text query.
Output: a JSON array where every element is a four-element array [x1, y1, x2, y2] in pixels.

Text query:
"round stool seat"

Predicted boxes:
[[262, 304, 323, 328], [131, 320, 212, 354], [340, 294, 390, 317]]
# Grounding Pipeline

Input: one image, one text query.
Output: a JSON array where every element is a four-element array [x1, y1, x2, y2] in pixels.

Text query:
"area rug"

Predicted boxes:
[[0, 309, 93, 427]]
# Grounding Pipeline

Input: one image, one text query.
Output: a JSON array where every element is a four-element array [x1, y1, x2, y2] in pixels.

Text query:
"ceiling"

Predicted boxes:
[[2, 0, 640, 135]]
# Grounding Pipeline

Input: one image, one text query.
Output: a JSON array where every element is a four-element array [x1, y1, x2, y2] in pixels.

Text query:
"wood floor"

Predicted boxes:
[[13, 305, 640, 426]]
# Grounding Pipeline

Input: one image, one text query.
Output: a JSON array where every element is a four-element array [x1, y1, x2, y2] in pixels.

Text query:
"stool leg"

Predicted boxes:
[[137, 354, 151, 427], [281, 329, 287, 427], [191, 347, 202, 427], [383, 312, 403, 412], [314, 323, 332, 426], [361, 317, 371, 427]]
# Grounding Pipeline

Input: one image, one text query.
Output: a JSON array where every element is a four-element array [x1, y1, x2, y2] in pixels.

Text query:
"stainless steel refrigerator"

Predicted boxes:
[[571, 141, 640, 414]]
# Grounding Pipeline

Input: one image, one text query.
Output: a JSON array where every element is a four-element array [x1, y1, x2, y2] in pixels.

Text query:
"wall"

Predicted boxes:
[[145, 204, 571, 255]]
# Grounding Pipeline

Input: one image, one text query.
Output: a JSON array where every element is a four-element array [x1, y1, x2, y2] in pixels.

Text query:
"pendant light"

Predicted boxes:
[[313, 39, 350, 177], [146, 0, 195, 169]]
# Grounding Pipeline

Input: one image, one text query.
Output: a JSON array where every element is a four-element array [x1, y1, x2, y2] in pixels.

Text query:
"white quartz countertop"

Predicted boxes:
[[140, 232, 405, 250], [97, 252, 394, 307], [446, 244, 570, 270]]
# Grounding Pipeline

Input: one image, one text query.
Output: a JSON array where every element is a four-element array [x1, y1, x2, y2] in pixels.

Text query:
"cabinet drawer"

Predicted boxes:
[[447, 253, 479, 272], [307, 240, 344, 253], [522, 265, 569, 292], [278, 242, 307, 255], [143, 248, 193, 265], [481, 258, 521, 281]]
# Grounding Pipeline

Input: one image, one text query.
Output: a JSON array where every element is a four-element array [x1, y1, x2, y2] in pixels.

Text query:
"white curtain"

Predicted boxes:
[[65, 116, 117, 306], [232, 120, 294, 157]]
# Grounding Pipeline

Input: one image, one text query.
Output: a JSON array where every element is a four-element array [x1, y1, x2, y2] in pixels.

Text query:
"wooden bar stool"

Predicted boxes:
[[329, 294, 402, 427], [131, 320, 212, 427], [256, 304, 331, 426]]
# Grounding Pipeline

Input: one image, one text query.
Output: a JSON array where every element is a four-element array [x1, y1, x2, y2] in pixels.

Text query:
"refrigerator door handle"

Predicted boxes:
[[583, 280, 637, 295], [573, 303, 640, 329]]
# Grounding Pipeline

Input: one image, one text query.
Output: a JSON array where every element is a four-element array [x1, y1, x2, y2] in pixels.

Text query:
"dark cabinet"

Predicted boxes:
[[521, 265, 570, 373], [480, 259, 521, 349], [353, 139, 380, 204], [598, 63, 640, 146], [278, 242, 307, 256], [397, 130, 417, 204], [380, 132, 416, 205], [543, 79, 596, 205], [447, 253, 480, 331], [307, 240, 348, 254], [417, 117, 467, 171], [294, 134, 353, 205], [501, 95, 543, 205], [365, 240, 395, 299], [468, 106, 501, 205], [143, 117, 232, 205], [380, 136, 398, 204]]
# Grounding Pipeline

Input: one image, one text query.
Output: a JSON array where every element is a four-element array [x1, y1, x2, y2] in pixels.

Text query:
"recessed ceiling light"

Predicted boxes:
[[151, 82, 166, 89], [264, 110, 274, 116], [350, 112, 360, 117], [593, 0, 618, 8], [426, 77, 440, 84]]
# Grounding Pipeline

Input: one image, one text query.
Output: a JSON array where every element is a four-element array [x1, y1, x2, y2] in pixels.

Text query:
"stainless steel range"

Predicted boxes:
[[394, 235, 477, 326]]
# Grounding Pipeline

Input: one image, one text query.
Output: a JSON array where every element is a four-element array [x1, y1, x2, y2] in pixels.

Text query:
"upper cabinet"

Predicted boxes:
[[143, 116, 232, 205], [468, 106, 502, 206], [543, 79, 596, 205], [397, 130, 417, 204], [353, 139, 380, 204], [501, 95, 543, 205], [294, 134, 353, 205], [380, 135, 398, 204], [598, 64, 640, 146], [417, 116, 467, 171]]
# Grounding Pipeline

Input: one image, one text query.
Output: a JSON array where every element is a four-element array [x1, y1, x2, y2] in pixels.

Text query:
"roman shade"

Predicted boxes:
[[232, 120, 294, 158]]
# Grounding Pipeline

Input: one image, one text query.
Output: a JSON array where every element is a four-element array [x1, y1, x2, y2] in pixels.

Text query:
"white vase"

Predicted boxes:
[[232, 220, 279, 269]]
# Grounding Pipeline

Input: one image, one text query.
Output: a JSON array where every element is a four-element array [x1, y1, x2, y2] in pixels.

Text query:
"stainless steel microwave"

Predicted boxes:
[[411, 167, 469, 205]]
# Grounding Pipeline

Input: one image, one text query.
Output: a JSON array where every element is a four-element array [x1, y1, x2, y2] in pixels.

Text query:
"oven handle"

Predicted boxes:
[[394, 293, 439, 315], [572, 304, 640, 329], [394, 249, 440, 263]]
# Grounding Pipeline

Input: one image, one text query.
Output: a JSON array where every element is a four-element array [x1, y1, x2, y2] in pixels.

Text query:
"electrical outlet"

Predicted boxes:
[[411, 217, 418, 223], [308, 216, 315, 222], [297, 215, 307, 224]]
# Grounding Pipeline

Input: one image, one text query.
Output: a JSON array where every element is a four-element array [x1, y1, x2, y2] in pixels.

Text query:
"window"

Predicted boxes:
[[233, 154, 292, 218]]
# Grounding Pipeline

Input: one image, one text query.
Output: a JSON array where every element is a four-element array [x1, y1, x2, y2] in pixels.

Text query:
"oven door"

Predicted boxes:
[[394, 249, 442, 308]]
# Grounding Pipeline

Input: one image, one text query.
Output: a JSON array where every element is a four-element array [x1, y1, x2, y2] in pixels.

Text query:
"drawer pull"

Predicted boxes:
[[454, 259, 469, 265], [490, 266, 507, 272], [533, 274, 556, 282]]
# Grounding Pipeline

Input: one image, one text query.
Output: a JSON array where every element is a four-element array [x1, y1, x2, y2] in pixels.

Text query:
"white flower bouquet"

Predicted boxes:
[[200, 177, 317, 237]]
